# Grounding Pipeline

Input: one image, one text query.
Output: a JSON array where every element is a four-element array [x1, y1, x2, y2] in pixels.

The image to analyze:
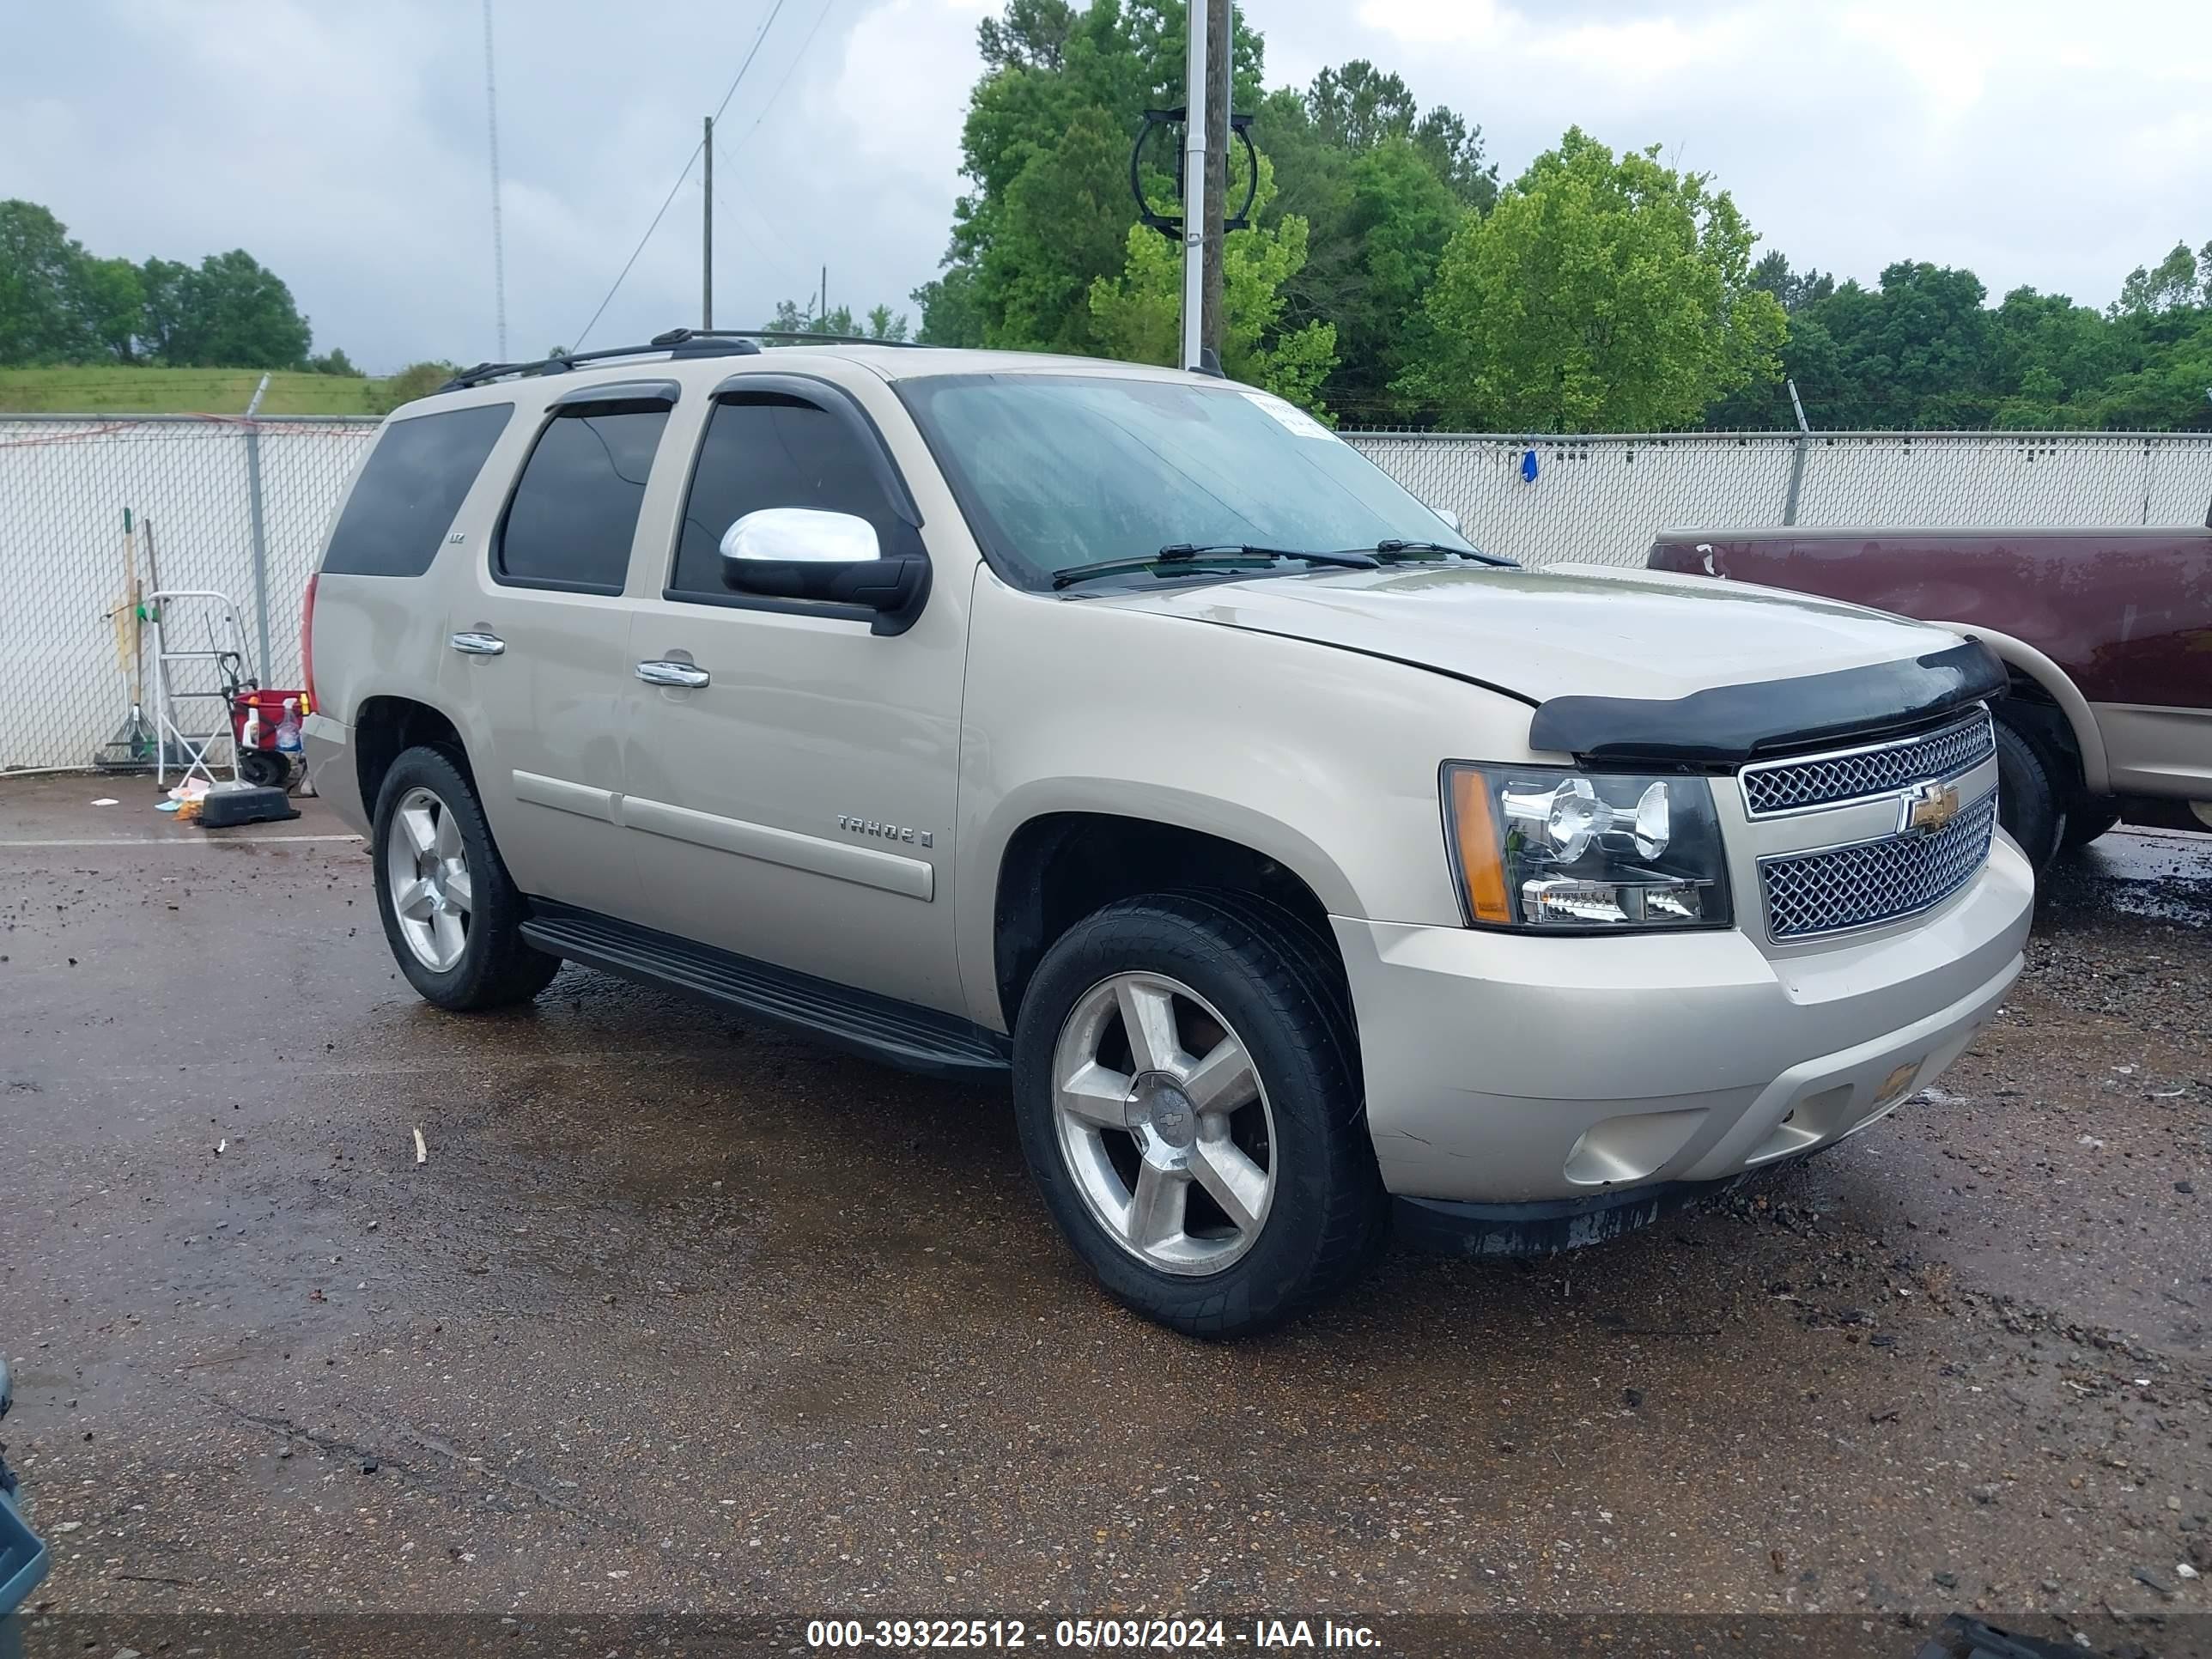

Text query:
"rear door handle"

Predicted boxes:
[[635, 659, 710, 689], [449, 631, 506, 656]]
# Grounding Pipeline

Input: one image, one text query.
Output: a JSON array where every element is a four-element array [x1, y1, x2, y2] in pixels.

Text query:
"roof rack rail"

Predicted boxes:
[[436, 326, 931, 393], [680, 328, 933, 349]]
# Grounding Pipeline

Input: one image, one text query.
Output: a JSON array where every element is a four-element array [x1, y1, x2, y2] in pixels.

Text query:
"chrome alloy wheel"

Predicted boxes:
[[385, 786, 473, 972], [1049, 972, 1277, 1276]]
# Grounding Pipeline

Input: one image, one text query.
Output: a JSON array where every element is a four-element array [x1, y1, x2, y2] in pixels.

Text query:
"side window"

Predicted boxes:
[[495, 401, 671, 593], [669, 393, 915, 601], [320, 402, 513, 577]]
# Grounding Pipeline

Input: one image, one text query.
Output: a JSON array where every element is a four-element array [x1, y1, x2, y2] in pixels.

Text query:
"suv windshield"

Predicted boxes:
[[899, 373, 1480, 588]]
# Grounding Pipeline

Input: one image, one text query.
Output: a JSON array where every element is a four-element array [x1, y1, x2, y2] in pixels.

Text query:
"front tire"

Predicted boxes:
[[1011, 894, 1384, 1338], [371, 746, 559, 1011], [1992, 716, 2067, 872]]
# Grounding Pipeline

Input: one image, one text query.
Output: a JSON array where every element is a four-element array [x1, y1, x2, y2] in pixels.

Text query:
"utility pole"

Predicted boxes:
[[702, 115, 714, 329], [1178, 0, 1208, 372], [1199, 0, 1230, 371]]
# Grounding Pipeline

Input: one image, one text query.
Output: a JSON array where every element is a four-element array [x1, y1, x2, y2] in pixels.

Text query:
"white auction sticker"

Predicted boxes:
[[1239, 389, 1335, 441]]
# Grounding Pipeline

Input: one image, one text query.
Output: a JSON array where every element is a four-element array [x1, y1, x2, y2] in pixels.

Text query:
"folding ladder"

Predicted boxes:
[[146, 589, 252, 788]]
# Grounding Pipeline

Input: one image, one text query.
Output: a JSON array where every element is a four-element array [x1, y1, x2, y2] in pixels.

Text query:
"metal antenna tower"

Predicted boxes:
[[482, 0, 509, 359]]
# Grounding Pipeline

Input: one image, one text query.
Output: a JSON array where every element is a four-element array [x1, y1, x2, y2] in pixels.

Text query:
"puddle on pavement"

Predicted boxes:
[[2043, 828, 2211, 929]]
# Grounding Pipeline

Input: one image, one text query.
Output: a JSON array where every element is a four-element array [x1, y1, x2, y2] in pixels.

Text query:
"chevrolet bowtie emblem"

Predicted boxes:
[[1899, 779, 1962, 836]]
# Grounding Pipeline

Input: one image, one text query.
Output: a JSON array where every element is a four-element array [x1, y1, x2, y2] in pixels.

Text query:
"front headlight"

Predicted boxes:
[[1443, 763, 1732, 931]]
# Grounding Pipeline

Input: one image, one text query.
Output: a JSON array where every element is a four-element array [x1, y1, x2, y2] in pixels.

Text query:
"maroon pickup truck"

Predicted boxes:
[[1647, 521, 2212, 868]]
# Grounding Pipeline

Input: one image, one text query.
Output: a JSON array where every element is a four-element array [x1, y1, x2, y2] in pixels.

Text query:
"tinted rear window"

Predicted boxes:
[[496, 404, 670, 592], [320, 403, 513, 577]]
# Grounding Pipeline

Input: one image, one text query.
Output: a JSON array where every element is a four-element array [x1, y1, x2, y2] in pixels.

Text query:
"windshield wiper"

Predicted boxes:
[[1158, 542, 1385, 570], [1368, 538, 1519, 568], [1050, 543, 1381, 591]]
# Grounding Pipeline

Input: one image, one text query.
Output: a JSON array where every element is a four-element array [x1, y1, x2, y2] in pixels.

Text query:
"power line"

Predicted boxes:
[[727, 0, 833, 156], [571, 0, 792, 349], [715, 154, 811, 299], [708, 0, 793, 127], [708, 3, 837, 322], [570, 141, 707, 352]]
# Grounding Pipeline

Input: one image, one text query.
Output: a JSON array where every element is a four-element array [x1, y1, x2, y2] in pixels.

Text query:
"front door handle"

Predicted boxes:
[[635, 659, 710, 690], [449, 630, 506, 657]]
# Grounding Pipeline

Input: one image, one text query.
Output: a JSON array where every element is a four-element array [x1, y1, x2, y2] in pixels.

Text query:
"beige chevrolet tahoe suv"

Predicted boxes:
[[301, 331, 2036, 1336]]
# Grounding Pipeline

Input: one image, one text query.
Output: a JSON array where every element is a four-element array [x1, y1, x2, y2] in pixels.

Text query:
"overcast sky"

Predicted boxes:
[[5, 0, 2209, 374]]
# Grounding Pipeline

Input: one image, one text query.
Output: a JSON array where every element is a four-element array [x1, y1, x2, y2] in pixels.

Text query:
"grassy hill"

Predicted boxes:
[[0, 366, 387, 416]]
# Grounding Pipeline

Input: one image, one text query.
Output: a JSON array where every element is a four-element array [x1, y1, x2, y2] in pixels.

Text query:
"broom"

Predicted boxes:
[[92, 507, 157, 771]]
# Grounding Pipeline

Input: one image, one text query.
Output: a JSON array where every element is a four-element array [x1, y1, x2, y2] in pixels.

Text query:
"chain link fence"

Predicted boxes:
[[0, 416, 373, 774], [3, 415, 2209, 772], [1340, 428, 2212, 568]]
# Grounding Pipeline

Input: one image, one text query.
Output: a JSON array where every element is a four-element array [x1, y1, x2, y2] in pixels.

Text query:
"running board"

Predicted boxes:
[[520, 904, 1011, 1081]]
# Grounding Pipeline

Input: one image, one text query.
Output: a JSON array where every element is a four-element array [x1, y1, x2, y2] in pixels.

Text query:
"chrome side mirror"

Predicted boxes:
[[1433, 506, 1462, 533], [720, 507, 881, 570], [717, 507, 927, 632]]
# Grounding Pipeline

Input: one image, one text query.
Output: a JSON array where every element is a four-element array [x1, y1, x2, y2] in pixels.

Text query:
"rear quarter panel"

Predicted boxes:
[[302, 392, 539, 827]]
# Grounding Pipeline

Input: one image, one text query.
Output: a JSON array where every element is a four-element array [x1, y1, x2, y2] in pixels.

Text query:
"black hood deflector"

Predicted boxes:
[[1528, 638, 2008, 768]]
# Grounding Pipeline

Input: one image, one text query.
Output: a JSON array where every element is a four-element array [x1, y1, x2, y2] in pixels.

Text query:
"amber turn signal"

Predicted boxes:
[[1447, 764, 1513, 924]]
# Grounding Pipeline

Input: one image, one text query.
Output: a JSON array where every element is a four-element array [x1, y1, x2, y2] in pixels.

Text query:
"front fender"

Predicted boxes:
[[954, 571, 1533, 1030]]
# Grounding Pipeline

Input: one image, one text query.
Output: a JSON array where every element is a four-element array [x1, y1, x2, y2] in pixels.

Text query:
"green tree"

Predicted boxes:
[[976, 0, 1078, 70], [923, 0, 1264, 355], [146, 249, 312, 368], [134, 257, 197, 363], [763, 297, 817, 335], [0, 200, 94, 363], [73, 255, 145, 362], [1779, 263, 2000, 427], [367, 361, 461, 416], [1403, 128, 1786, 431], [2114, 240, 2204, 317], [1322, 140, 1463, 421], [2086, 321, 2212, 428], [5, 196, 355, 373], [1253, 63, 1492, 422], [1088, 154, 1338, 409], [307, 346, 363, 376], [1749, 250, 1833, 314], [922, 7, 1493, 417], [911, 264, 984, 346], [1985, 287, 2119, 427], [1714, 240, 2212, 431], [759, 298, 911, 339], [1298, 60, 1496, 211]]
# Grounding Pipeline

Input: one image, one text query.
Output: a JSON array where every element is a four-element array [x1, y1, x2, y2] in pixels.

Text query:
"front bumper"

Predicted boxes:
[[1333, 833, 2033, 1210]]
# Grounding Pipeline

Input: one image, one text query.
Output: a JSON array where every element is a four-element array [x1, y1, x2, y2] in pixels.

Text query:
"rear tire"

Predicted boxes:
[[1011, 893, 1385, 1338], [1991, 716, 2066, 872], [371, 745, 559, 1012]]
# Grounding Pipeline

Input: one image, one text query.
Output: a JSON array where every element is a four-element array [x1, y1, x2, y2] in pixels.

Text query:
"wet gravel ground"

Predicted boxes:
[[1, 775, 2208, 1656]]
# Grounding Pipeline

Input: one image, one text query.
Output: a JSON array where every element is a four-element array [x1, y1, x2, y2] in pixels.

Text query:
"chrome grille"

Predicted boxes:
[[1740, 709, 1995, 817], [1759, 789, 1997, 939]]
